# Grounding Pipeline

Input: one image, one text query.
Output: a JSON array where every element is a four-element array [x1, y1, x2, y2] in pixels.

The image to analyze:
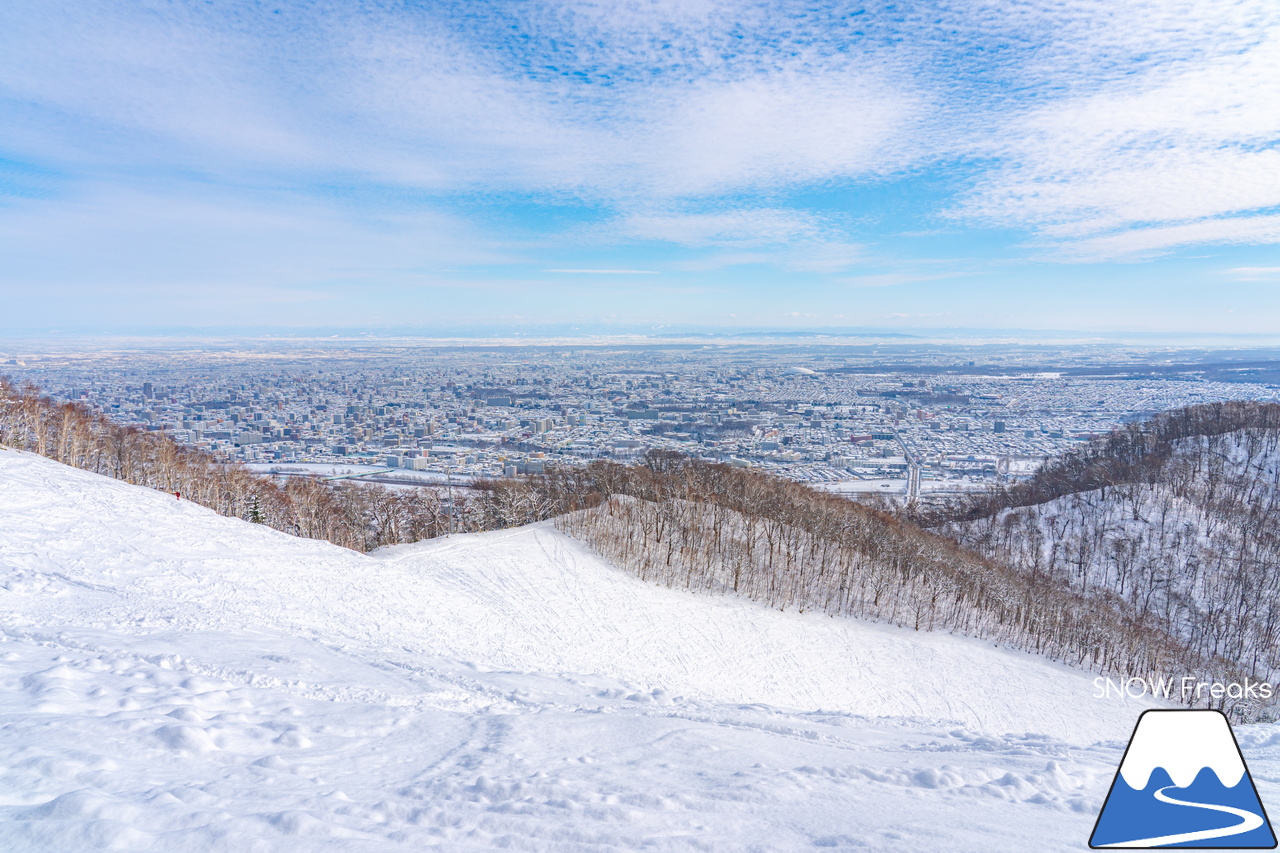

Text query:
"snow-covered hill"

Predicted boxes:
[[3, 446, 1277, 851], [946, 428, 1280, 698]]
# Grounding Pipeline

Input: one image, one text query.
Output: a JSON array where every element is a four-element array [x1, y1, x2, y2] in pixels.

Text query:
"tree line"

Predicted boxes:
[[544, 451, 1244, 712], [0, 378, 562, 550], [933, 408, 1280, 708], [915, 400, 1280, 526]]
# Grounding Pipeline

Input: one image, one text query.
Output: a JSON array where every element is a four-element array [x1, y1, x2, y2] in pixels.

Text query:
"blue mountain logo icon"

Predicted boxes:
[[1091, 709, 1277, 848]]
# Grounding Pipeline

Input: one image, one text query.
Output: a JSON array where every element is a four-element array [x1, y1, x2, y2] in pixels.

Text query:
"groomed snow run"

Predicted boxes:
[[2, 446, 1277, 852]]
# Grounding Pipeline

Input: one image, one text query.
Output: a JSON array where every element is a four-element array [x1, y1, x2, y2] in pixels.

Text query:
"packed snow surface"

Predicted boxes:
[[3, 447, 1278, 852]]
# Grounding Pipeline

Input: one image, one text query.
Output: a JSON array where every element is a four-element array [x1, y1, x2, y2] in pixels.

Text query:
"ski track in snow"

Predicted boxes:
[[2, 447, 1278, 852]]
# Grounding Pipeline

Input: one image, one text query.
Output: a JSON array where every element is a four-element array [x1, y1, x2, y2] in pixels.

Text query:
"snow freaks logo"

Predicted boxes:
[[1093, 676, 1275, 702], [1090, 710, 1277, 849]]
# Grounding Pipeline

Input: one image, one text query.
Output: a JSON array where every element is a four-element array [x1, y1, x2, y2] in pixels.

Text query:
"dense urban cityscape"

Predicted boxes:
[[5, 338, 1278, 501]]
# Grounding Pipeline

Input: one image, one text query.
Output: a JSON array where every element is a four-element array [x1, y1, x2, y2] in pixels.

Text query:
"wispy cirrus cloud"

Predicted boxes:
[[3, 0, 1280, 330], [0, 0, 927, 199], [1046, 215, 1280, 263], [7, 0, 1274, 243], [1226, 266, 1280, 281], [949, 1, 1280, 261]]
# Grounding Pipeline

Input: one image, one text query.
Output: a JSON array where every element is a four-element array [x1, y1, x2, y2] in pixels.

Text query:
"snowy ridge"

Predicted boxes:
[[0, 446, 1150, 738], [6, 446, 1274, 851]]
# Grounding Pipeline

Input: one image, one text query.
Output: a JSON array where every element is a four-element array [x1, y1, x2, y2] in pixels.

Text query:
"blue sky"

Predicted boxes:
[[2, 0, 1279, 334]]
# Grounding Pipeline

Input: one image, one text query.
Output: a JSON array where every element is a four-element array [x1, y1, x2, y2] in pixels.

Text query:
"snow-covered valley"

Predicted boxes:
[[3, 446, 1277, 851]]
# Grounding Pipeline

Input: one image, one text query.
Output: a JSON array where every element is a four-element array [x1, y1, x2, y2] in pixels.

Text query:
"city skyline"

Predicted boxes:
[[3, 0, 1280, 334]]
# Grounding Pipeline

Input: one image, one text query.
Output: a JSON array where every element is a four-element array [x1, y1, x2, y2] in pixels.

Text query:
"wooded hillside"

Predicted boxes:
[[936, 406, 1280, 698]]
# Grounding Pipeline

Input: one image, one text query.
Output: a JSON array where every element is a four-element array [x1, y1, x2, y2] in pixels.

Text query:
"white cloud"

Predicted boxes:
[[627, 69, 924, 197], [1048, 215, 1280, 262], [0, 1, 324, 169], [2, 0, 1280, 285], [1226, 266, 1280, 281], [0, 0, 930, 202], [951, 2, 1280, 260]]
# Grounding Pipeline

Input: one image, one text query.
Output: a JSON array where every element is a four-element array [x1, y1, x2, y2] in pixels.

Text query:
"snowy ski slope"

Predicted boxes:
[[3, 446, 1278, 851]]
